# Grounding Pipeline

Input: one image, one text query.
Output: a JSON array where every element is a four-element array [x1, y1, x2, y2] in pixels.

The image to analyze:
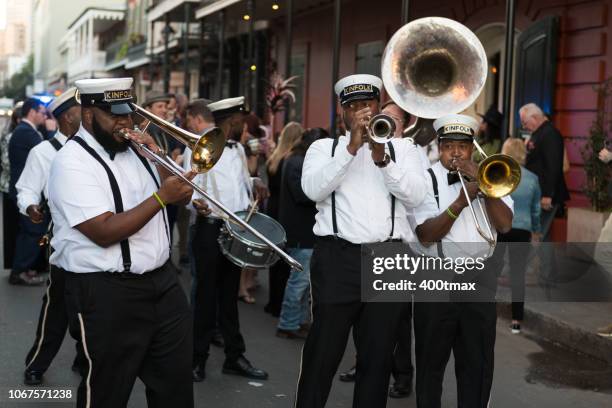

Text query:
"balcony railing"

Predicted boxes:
[[68, 50, 107, 79], [105, 40, 126, 65]]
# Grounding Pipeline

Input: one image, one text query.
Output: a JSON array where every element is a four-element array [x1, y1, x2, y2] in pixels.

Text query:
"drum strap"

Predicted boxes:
[[237, 145, 254, 203], [330, 138, 396, 238]]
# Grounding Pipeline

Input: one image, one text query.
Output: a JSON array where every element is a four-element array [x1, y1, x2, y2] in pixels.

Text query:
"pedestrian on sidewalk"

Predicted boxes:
[[264, 122, 304, 315], [276, 127, 328, 339], [497, 137, 541, 334], [8, 98, 49, 285], [594, 144, 612, 337]]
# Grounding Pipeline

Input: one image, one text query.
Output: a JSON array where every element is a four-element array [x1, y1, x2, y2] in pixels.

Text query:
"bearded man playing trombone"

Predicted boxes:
[[409, 113, 513, 408], [48, 78, 195, 408]]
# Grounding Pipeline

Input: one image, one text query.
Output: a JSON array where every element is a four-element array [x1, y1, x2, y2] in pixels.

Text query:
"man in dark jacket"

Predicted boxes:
[[520, 102, 569, 285], [8, 98, 48, 285], [521, 103, 569, 214]]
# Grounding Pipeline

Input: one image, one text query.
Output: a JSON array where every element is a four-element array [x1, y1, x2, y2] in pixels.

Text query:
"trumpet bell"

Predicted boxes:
[[478, 154, 522, 198], [368, 114, 396, 143], [381, 17, 488, 119]]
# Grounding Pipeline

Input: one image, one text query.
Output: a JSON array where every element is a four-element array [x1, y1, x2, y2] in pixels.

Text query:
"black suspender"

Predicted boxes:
[[48, 136, 62, 151], [72, 136, 132, 272], [130, 146, 171, 250], [71, 137, 172, 272], [427, 168, 440, 208], [331, 138, 340, 235], [388, 143, 396, 238], [426, 168, 445, 257], [330, 139, 396, 238]]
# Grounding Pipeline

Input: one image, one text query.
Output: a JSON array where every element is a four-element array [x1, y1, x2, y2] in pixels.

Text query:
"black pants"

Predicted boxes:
[[296, 238, 402, 408], [192, 217, 245, 364], [64, 263, 193, 408], [266, 261, 290, 316], [414, 301, 496, 408], [392, 301, 413, 383], [25, 265, 84, 373], [498, 228, 532, 321], [413, 261, 498, 408]]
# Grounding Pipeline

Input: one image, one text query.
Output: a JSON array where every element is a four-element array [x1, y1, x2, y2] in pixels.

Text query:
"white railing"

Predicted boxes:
[[67, 50, 107, 80]]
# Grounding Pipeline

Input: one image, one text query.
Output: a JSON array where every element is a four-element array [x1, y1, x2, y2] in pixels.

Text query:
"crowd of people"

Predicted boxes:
[[0, 69, 610, 408]]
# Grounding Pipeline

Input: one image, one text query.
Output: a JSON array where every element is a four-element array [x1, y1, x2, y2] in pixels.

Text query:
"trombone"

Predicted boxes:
[[452, 142, 521, 247], [123, 103, 304, 272]]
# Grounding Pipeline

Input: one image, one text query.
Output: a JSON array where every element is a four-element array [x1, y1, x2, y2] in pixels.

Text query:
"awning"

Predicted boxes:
[[148, 0, 202, 23], [195, 0, 242, 20]]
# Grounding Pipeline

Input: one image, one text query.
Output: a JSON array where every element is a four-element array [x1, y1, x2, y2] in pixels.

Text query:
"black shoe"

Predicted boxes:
[[211, 330, 225, 348], [192, 363, 206, 382], [389, 378, 413, 398], [24, 370, 43, 385], [9, 272, 45, 286], [511, 323, 521, 334], [338, 366, 356, 382], [222, 356, 268, 380]]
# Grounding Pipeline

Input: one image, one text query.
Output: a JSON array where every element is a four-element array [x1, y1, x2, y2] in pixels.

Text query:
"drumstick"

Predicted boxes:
[[245, 198, 259, 224]]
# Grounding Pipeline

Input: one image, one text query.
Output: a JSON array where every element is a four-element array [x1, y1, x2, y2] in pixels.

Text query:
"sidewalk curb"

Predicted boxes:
[[496, 302, 612, 364]]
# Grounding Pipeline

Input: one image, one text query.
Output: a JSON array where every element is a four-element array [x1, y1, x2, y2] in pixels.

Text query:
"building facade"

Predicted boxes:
[[32, 0, 124, 92]]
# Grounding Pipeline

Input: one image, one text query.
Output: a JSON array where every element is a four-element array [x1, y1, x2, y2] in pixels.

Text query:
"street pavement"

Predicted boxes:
[[1, 265, 611, 408]]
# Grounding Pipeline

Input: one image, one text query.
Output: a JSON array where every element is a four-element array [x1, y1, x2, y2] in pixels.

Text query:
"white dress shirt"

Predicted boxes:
[[183, 142, 253, 224], [48, 125, 169, 273], [408, 160, 514, 259], [301, 134, 427, 244], [16, 131, 68, 215]]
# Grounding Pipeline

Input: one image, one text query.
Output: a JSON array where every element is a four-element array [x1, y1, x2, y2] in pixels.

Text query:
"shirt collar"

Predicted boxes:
[[433, 160, 449, 174], [54, 130, 68, 145]]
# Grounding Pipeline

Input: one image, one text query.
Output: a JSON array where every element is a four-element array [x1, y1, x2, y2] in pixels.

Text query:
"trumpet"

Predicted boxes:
[[367, 114, 396, 143], [123, 103, 304, 272]]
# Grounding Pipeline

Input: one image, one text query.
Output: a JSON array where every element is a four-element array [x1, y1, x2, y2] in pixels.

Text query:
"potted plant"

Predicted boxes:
[[265, 71, 298, 143], [567, 77, 612, 244]]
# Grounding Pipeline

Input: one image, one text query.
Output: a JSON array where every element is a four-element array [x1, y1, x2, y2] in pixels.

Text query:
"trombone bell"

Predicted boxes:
[[477, 154, 522, 198], [130, 103, 225, 173]]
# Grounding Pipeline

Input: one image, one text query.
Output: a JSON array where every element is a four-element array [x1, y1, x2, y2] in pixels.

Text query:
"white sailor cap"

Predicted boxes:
[[334, 74, 383, 106], [433, 114, 479, 141], [75, 77, 134, 115], [207, 96, 245, 120], [48, 87, 79, 118]]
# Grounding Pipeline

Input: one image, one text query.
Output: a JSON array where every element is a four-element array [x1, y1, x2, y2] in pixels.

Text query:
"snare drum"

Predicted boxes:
[[218, 211, 286, 269]]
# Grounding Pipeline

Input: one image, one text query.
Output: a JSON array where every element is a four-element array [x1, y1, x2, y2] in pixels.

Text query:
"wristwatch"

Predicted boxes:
[[374, 153, 391, 168]]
